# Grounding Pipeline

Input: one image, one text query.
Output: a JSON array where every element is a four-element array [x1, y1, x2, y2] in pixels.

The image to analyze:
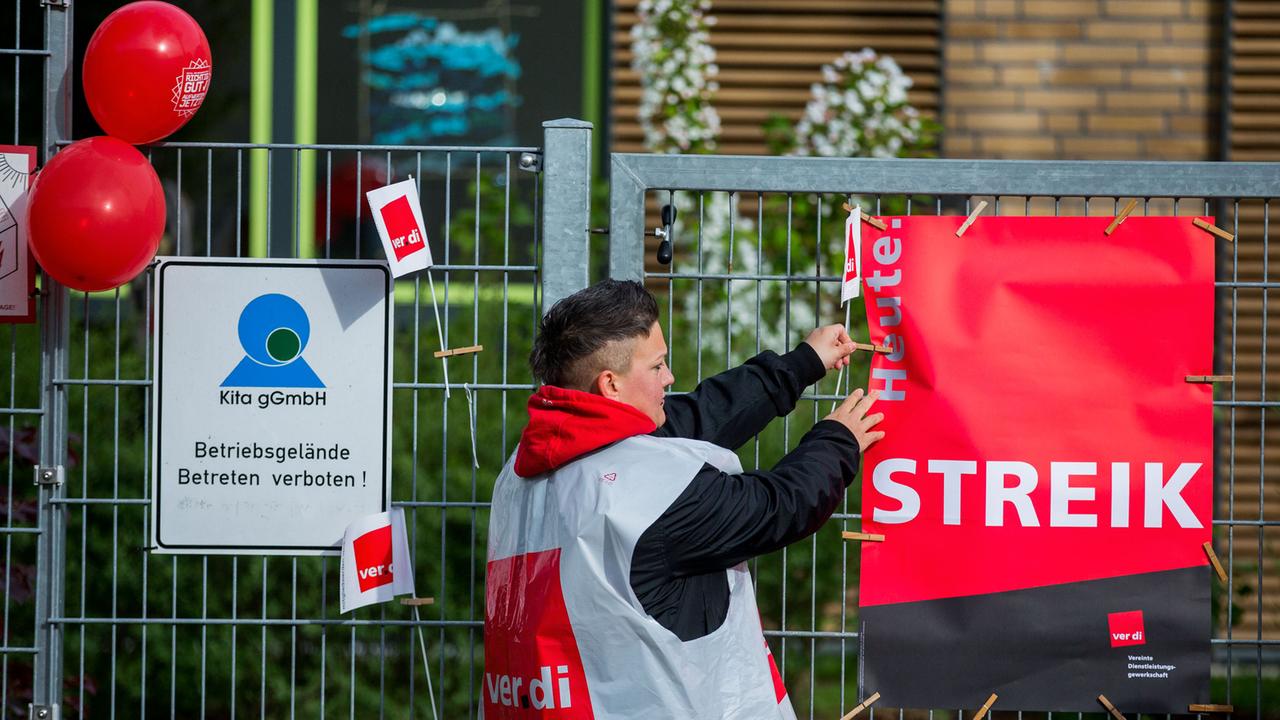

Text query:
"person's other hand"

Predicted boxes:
[[804, 324, 858, 371], [825, 388, 884, 452]]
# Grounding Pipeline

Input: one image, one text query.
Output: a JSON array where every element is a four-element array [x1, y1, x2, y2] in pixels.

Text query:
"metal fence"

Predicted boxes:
[[6, 6, 591, 718], [6, 2, 1280, 718], [609, 153, 1280, 718], [39, 137, 558, 720]]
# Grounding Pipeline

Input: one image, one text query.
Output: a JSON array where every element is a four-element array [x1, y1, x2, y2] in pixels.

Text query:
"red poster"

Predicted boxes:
[[859, 216, 1213, 712]]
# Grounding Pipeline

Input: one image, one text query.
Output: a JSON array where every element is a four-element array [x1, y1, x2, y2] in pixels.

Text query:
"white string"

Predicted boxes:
[[424, 269, 451, 398], [831, 301, 852, 413], [412, 605, 440, 720], [463, 384, 479, 469]]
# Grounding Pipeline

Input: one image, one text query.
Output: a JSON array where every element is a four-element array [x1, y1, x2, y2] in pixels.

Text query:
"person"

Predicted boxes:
[[483, 279, 884, 719]]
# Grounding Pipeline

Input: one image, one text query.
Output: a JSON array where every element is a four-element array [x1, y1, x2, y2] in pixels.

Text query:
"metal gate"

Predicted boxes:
[[4, 3, 598, 717], [6, 1, 1280, 717], [609, 153, 1280, 718]]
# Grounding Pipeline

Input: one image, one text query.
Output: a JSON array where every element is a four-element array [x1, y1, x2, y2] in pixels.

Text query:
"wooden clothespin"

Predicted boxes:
[[852, 342, 892, 354], [1097, 694, 1127, 720], [1193, 218, 1235, 243], [973, 693, 998, 720], [955, 201, 989, 238], [1202, 541, 1227, 583], [1186, 375, 1233, 384], [433, 344, 483, 359], [400, 596, 436, 607], [1104, 199, 1139, 236], [843, 202, 887, 231], [841, 531, 885, 543], [1189, 704, 1234, 714], [839, 691, 880, 720]]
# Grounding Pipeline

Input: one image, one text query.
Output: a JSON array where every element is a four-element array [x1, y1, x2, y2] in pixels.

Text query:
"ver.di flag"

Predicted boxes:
[[841, 205, 862, 303], [340, 508, 415, 613], [366, 178, 433, 278], [858, 216, 1213, 712]]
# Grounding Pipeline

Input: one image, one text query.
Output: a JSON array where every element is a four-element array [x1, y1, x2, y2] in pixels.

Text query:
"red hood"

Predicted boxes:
[[513, 386, 657, 478]]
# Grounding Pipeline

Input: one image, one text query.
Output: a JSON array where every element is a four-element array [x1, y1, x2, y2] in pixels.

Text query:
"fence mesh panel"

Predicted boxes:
[[616, 174, 1279, 718]]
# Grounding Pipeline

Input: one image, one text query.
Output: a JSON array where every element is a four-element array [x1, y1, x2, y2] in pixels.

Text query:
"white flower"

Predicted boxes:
[[785, 49, 924, 162], [631, 0, 720, 154]]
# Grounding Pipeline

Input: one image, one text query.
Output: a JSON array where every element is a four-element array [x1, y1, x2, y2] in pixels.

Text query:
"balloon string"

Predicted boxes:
[[425, 269, 450, 399]]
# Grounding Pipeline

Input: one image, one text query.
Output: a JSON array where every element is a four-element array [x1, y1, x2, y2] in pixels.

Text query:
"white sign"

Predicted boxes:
[[340, 508, 415, 613], [151, 257, 393, 555], [366, 178, 433, 278], [0, 146, 35, 323]]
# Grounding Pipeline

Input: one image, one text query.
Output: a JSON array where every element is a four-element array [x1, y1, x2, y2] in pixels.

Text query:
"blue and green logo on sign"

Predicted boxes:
[[222, 293, 324, 388]]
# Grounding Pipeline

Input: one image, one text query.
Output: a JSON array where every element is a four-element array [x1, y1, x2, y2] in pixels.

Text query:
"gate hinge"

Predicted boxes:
[[517, 152, 542, 173], [34, 465, 64, 486], [29, 704, 60, 720]]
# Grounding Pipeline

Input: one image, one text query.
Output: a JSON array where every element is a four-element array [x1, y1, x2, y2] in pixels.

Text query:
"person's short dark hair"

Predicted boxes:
[[530, 280, 659, 390]]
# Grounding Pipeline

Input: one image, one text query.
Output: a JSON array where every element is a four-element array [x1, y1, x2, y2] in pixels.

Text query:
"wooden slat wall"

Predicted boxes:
[[1222, 0, 1280, 642], [610, 0, 942, 155]]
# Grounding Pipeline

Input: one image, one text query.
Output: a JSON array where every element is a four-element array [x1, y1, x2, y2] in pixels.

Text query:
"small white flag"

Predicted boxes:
[[366, 178, 434, 278], [340, 508, 415, 613], [841, 205, 862, 303]]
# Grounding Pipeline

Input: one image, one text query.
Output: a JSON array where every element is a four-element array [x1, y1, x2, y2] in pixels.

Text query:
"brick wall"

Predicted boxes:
[[944, 0, 1221, 160]]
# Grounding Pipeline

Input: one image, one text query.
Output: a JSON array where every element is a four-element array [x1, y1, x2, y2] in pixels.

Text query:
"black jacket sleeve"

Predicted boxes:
[[630, 421, 861, 639], [652, 343, 827, 449], [630, 342, 864, 640], [648, 421, 859, 576]]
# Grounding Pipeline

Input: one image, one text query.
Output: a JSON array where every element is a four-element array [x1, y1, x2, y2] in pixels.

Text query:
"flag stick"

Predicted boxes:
[[832, 301, 852, 413], [413, 605, 440, 720], [463, 384, 479, 469], [424, 269, 450, 398]]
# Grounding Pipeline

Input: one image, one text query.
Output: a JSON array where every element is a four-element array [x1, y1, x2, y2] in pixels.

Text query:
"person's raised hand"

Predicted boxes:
[[824, 388, 885, 452], [804, 323, 858, 371]]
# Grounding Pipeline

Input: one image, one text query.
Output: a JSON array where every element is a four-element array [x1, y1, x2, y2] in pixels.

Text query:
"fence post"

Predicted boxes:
[[540, 118, 593, 311], [608, 154, 647, 282], [33, 2, 73, 716]]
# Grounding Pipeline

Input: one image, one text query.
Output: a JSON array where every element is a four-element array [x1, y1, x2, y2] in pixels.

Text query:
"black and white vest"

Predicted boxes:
[[484, 434, 797, 719]]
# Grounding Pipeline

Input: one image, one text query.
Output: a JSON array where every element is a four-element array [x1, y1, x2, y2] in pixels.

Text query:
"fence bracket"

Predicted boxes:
[[28, 704, 59, 720], [517, 151, 542, 173], [33, 466, 63, 487]]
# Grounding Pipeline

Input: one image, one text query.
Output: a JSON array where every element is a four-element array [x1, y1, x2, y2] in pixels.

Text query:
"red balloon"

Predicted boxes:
[[27, 137, 166, 292], [83, 1, 212, 144]]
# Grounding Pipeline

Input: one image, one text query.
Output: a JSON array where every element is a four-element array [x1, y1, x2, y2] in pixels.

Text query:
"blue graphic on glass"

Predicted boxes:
[[341, 15, 522, 147], [221, 294, 324, 388]]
